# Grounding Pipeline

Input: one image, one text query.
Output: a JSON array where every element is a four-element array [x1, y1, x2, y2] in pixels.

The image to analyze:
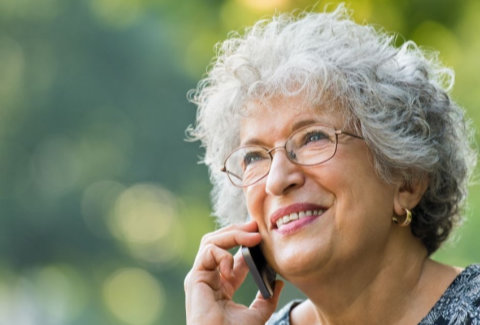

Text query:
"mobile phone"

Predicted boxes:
[[241, 245, 276, 299]]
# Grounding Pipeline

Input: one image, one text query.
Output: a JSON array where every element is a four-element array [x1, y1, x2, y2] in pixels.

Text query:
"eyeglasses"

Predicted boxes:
[[221, 123, 363, 187]]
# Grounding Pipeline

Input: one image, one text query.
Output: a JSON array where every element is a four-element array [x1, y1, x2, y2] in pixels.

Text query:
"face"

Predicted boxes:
[[240, 96, 398, 280]]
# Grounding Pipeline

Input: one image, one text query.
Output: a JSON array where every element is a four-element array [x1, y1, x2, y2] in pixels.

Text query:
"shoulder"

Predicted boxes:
[[267, 300, 303, 325], [420, 264, 480, 324]]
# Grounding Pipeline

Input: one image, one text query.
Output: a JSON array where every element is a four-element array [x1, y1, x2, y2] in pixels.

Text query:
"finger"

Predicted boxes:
[[185, 269, 221, 293], [249, 280, 285, 322], [185, 270, 226, 317], [208, 220, 258, 238], [194, 243, 235, 278], [199, 224, 261, 251], [239, 219, 259, 232], [194, 222, 261, 272]]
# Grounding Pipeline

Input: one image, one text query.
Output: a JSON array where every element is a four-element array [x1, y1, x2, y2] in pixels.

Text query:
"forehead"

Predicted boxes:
[[239, 96, 349, 142]]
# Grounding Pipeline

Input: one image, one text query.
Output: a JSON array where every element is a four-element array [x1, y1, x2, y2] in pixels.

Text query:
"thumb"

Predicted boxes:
[[249, 280, 284, 322]]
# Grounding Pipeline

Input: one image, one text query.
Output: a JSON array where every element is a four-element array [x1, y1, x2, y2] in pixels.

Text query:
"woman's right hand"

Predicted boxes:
[[184, 220, 284, 325]]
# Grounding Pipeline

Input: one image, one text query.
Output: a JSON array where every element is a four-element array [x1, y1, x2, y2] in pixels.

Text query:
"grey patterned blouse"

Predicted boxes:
[[267, 264, 480, 325]]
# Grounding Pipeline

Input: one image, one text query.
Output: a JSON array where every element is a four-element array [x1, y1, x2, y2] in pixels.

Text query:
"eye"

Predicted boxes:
[[242, 150, 268, 168], [303, 130, 329, 145]]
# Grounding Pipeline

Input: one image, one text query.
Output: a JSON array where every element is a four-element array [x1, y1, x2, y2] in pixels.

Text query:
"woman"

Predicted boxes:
[[184, 4, 480, 324]]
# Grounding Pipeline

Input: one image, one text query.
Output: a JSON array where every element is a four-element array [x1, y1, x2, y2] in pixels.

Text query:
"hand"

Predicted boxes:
[[184, 220, 284, 325]]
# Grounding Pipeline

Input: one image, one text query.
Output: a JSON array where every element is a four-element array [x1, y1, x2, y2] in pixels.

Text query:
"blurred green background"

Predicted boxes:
[[0, 0, 479, 324]]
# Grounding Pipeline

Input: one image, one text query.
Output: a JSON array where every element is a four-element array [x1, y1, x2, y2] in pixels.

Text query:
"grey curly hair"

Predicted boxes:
[[187, 4, 477, 254]]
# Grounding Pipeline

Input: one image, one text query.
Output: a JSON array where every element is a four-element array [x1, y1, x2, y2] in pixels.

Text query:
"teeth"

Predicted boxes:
[[275, 209, 324, 228]]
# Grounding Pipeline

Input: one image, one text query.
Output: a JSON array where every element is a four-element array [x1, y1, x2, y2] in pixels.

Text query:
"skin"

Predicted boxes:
[[184, 96, 461, 324]]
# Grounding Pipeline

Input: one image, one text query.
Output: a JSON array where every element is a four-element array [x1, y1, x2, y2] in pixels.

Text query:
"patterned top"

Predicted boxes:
[[267, 264, 480, 325]]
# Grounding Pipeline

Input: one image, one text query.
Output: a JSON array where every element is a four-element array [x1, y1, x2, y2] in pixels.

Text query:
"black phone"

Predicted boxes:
[[241, 245, 276, 299]]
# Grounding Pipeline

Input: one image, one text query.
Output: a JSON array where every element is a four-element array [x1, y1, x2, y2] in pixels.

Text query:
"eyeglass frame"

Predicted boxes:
[[220, 123, 364, 187]]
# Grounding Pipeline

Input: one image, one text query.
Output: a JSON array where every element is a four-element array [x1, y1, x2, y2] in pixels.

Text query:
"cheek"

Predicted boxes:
[[335, 173, 395, 235], [312, 152, 394, 222], [244, 184, 267, 224]]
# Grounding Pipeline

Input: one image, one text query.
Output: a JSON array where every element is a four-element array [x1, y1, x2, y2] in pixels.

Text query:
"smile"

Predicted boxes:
[[270, 203, 327, 231], [276, 209, 325, 228]]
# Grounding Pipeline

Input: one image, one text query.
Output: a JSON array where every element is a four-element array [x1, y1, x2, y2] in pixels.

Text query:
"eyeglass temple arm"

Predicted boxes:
[[220, 167, 242, 181], [335, 130, 364, 140]]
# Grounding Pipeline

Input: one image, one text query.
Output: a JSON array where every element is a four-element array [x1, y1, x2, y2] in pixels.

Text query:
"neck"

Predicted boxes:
[[287, 231, 447, 324]]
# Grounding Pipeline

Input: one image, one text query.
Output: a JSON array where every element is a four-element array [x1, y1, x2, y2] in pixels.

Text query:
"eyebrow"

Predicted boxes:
[[291, 119, 321, 130], [241, 118, 326, 146]]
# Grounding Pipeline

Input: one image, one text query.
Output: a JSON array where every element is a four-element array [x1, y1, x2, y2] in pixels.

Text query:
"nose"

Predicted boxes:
[[265, 148, 305, 196]]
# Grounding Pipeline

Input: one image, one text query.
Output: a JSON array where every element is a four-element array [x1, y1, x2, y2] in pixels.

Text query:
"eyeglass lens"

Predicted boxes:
[[224, 124, 338, 186]]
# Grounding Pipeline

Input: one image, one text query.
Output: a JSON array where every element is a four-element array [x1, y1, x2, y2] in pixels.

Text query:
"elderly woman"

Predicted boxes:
[[184, 5, 480, 324]]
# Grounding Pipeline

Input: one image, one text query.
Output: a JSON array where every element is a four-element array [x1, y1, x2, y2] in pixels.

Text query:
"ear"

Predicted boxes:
[[393, 176, 429, 216]]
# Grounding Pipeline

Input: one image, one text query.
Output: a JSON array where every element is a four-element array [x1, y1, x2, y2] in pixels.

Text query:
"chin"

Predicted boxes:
[[270, 243, 330, 278]]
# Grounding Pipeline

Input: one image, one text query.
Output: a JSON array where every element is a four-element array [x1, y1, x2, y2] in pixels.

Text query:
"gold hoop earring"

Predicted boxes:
[[392, 208, 412, 227]]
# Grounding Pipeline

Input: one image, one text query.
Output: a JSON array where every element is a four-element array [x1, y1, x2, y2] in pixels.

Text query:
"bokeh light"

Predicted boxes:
[[107, 183, 185, 266], [28, 265, 89, 323], [0, 0, 61, 20], [102, 267, 164, 325], [0, 264, 88, 325], [123, 219, 185, 266], [88, 0, 144, 28], [109, 183, 175, 244], [0, 34, 24, 107], [237, 0, 290, 11], [82, 180, 126, 238], [411, 20, 462, 67]]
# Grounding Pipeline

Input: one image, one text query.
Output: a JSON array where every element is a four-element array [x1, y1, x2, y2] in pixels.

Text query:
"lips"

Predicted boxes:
[[270, 203, 327, 230]]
